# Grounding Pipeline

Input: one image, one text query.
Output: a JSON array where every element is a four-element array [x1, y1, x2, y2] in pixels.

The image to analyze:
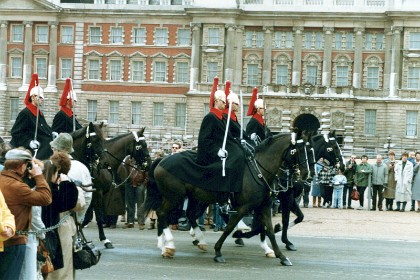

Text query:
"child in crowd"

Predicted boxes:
[[332, 169, 347, 209]]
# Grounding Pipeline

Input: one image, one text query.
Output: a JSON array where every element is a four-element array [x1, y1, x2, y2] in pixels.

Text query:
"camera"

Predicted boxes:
[[26, 161, 33, 171]]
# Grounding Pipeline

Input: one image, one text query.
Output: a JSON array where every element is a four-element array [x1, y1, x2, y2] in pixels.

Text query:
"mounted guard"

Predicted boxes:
[[246, 87, 272, 145]]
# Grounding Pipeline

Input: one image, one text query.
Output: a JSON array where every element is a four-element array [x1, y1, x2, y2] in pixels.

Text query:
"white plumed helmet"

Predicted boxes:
[[30, 86, 44, 99], [227, 92, 239, 105], [254, 99, 264, 109], [214, 90, 226, 103]]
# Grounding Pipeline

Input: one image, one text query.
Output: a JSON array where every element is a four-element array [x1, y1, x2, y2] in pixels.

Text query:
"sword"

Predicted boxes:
[[221, 98, 233, 177], [33, 82, 41, 158], [70, 78, 76, 132], [240, 90, 243, 140]]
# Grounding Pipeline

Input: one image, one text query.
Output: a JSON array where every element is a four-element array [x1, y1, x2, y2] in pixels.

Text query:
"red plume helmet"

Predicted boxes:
[[209, 76, 219, 109], [60, 78, 72, 106], [24, 74, 39, 105], [246, 87, 258, 116]]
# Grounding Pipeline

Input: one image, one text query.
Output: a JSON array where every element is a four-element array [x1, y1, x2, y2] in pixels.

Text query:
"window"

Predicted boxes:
[[409, 32, 420, 49], [35, 57, 47, 79], [60, 58, 72, 79], [36, 26, 48, 43], [109, 101, 119, 124], [131, 102, 141, 125], [208, 28, 219, 45], [88, 59, 100, 80], [89, 27, 101, 44], [334, 32, 353, 50], [133, 28, 146, 45], [256, 32, 263, 48], [365, 33, 384, 50], [87, 100, 97, 122], [274, 31, 293, 49], [247, 64, 258, 85], [153, 102, 164, 126], [154, 61, 166, 82], [177, 29, 191, 46], [11, 25, 23, 42], [336, 66, 349, 86], [132, 61, 145, 82], [61, 26, 74, 44], [207, 62, 218, 82], [366, 67, 379, 89], [245, 31, 253, 48], [110, 27, 123, 44], [408, 67, 420, 89], [406, 111, 418, 137], [304, 32, 323, 49], [364, 109, 376, 135], [276, 65, 288, 85], [245, 31, 264, 48], [176, 62, 189, 83], [155, 28, 168, 46], [306, 65, 318, 85], [10, 57, 22, 78], [10, 97, 19, 121], [175, 103, 186, 128], [109, 60, 122, 81]]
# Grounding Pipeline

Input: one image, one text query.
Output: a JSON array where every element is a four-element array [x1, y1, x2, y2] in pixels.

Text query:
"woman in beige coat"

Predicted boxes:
[[383, 150, 397, 210]]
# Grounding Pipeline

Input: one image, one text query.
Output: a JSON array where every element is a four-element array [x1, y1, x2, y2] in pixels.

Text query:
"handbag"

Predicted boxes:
[[351, 188, 360, 201], [37, 239, 54, 274], [73, 220, 101, 270]]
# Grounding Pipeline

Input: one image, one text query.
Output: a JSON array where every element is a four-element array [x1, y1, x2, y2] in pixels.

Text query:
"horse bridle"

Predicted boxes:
[[315, 134, 344, 170], [83, 124, 106, 174]]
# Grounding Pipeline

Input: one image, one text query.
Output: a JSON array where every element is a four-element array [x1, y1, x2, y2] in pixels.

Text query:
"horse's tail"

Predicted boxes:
[[144, 157, 164, 214]]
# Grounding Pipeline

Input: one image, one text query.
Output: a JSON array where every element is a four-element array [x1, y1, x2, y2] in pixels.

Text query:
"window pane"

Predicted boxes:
[[110, 27, 123, 44], [365, 33, 372, 50], [88, 60, 100, 80], [207, 62, 218, 82], [285, 32, 293, 48], [153, 102, 164, 126], [109, 101, 119, 124], [37, 26, 48, 43], [304, 32, 312, 49], [178, 29, 191, 46], [336, 66, 348, 86], [154, 61, 166, 82], [87, 100, 97, 122], [11, 57, 22, 78], [335, 33, 342, 49], [245, 31, 253, 48], [90, 27, 101, 44], [364, 109, 376, 135], [175, 103, 186, 128], [12, 25, 23, 42], [61, 59, 72, 79], [132, 61, 144, 81], [36, 58, 47, 79], [375, 33, 384, 50], [256, 32, 264, 48], [176, 62, 189, 83], [247, 64, 258, 85], [155, 28, 168, 46], [409, 32, 420, 49], [406, 111, 418, 137], [346, 32, 353, 49], [306, 65, 317, 85], [208, 28, 219, 45], [408, 67, 420, 89], [366, 67, 379, 89], [132, 102, 141, 125], [276, 65, 288, 85], [10, 97, 19, 121], [61, 26, 74, 44], [110, 60, 121, 81], [315, 32, 323, 49], [133, 28, 146, 45]]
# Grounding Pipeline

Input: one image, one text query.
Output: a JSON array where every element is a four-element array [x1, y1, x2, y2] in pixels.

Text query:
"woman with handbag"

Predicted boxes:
[[41, 152, 79, 279]]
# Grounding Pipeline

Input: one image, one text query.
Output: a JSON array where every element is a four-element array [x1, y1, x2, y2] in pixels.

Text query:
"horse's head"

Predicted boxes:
[[289, 138, 310, 182], [129, 127, 151, 172], [310, 131, 345, 171], [71, 122, 106, 169]]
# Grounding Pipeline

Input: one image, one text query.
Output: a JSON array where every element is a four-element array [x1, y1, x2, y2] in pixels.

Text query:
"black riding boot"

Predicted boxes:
[[400, 202, 407, 212], [394, 201, 401, 211]]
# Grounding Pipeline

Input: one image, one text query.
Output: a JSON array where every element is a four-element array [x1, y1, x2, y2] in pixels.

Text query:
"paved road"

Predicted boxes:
[[77, 209, 420, 280]]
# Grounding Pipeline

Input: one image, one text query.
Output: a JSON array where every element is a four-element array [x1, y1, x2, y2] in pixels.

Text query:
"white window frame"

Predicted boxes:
[[10, 56, 23, 78], [276, 64, 288, 85], [336, 66, 349, 86], [153, 61, 167, 82], [60, 58, 72, 79], [208, 28, 220, 46], [87, 100, 97, 122], [109, 59, 122, 81], [177, 28, 191, 46], [175, 103, 186, 128], [36, 25, 49, 43], [87, 59, 100, 80], [109, 101, 119, 124], [35, 57, 48, 79], [110, 27, 123, 44], [247, 64, 259, 85], [61, 26, 74, 44], [406, 110, 418, 137], [10, 97, 20, 121], [409, 32, 420, 50], [133, 27, 146, 45], [407, 67, 420, 89], [131, 60, 145, 82], [89, 26, 101, 44], [364, 109, 376, 135], [306, 65, 318, 85], [176, 61, 189, 83], [153, 102, 164, 126], [131, 102, 141, 125], [366, 66, 379, 89], [154, 28, 168, 46], [207, 62, 218, 82], [11, 24, 24, 42]]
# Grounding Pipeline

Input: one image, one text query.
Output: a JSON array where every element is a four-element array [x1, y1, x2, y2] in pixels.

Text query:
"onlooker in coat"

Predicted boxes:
[[412, 153, 420, 212], [343, 155, 357, 209], [332, 169, 347, 209], [311, 157, 324, 207], [409, 152, 420, 211], [318, 159, 336, 208], [354, 155, 373, 210], [0, 189, 15, 253], [383, 150, 397, 210], [371, 154, 388, 211], [0, 148, 52, 279], [394, 151, 413, 212]]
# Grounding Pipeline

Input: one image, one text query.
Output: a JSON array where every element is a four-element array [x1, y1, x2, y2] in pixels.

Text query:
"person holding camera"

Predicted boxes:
[[0, 148, 52, 279], [383, 150, 397, 211]]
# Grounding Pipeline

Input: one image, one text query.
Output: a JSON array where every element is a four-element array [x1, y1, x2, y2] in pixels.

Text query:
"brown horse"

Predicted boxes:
[[145, 133, 310, 266]]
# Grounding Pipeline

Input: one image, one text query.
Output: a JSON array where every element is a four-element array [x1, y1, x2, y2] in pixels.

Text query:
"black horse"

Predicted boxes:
[[232, 131, 345, 253], [145, 133, 310, 266]]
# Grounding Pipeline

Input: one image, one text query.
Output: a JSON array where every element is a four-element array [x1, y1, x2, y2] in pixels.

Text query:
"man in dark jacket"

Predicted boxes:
[[10, 74, 55, 160], [52, 78, 82, 133], [343, 155, 357, 209]]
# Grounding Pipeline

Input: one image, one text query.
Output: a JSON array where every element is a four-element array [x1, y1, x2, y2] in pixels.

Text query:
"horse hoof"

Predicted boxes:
[[286, 244, 297, 251], [232, 230, 242, 239], [235, 238, 245, 246], [197, 244, 208, 251], [274, 223, 282, 233], [265, 252, 276, 258], [162, 248, 175, 258], [213, 256, 225, 263], [104, 242, 114, 249], [280, 257, 293, 266], [192, 240, 199, 246]]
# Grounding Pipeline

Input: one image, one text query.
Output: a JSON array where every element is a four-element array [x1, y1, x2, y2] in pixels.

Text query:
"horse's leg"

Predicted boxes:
[[259, 204, 292, 266], [282, 195, 304, 251], [186, 200, 208, 251], [157, 199, 176, 258], [93, 190, 114, 249]]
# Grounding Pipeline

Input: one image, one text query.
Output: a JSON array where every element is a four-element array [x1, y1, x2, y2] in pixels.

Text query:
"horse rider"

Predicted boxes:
[[52, 78, 82, 133], [10, 74, 57, 160], [246, 87, 271, 144]]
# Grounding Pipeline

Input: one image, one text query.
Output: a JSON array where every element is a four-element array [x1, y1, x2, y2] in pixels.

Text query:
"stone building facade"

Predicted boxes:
[[1, 0, 420, 156]]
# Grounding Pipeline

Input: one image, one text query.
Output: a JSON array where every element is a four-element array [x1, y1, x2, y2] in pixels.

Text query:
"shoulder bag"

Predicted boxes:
[[73, 217, 101, 270], [350, 188, 360, 201]]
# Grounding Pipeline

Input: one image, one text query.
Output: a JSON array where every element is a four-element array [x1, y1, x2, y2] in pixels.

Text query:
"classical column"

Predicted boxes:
[[352, 27, 364, 89], [189, 22, 202, 91], [45, 21, 58, 93], [0, 21, 8, 90], [389, 26, 403, 97], [262, 26, 273, 86], [233, 25, 244, 90], [292, 26, 304, 86], [322, 27, 334, 88], [383, 27, 393, 91], [19, 21, 33, 91], [224, 24, 236, 83]]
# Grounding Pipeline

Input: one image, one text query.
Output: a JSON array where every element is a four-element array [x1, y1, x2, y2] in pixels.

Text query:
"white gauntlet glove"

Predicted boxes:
[[217, 148, 227, 159], [52, 131, 59, 139], [29, 140, 40, 150]]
